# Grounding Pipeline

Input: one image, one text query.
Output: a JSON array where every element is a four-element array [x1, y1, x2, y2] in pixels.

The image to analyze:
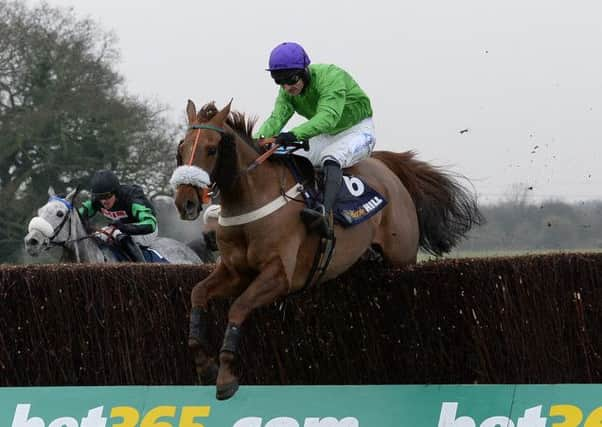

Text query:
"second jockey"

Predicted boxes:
[[79, 169, 158, 262]]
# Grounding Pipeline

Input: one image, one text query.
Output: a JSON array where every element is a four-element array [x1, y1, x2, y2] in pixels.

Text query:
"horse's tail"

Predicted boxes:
[[371, 150, 484, 256]]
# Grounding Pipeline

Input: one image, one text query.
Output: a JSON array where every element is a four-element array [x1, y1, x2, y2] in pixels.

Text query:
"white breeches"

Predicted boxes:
[[295, 117, 376, 168]]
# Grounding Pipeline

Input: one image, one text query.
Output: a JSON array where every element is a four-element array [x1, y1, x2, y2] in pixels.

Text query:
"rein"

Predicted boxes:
[[244, 139, 281, 173]]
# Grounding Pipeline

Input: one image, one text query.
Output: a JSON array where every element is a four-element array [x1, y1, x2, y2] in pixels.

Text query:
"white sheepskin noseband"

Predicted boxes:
[[28, 216, 54, 238], [169, 165, 211, 188]]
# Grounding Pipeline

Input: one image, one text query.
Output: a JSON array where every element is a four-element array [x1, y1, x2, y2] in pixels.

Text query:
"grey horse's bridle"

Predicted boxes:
[[45, 196, 76, 246]]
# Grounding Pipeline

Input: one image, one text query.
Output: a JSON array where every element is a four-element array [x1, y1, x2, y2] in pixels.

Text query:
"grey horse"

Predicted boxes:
[[24, 187, 202, 264]]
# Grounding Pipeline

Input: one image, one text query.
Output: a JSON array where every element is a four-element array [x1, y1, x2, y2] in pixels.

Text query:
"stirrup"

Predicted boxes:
[[300, 206, 333, 239], [300, 204, 326, 228]]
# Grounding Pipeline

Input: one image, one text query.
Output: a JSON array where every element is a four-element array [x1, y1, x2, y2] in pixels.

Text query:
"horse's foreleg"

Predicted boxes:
[[189, 262, 241, 385], [216, 257, 289, 400], [188, 307, 219, 385]]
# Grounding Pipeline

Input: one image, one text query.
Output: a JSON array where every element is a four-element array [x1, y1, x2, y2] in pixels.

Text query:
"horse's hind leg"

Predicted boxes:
[[216, 257, 290, 400], [189, 262, 241, 385]]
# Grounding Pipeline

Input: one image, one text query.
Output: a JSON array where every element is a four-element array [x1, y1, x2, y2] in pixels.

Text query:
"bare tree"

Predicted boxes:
[[0, 1, 177, 261]]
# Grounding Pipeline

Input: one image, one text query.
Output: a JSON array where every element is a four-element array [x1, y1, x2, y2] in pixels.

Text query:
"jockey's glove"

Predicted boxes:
[[95, 225, 122, 242], [275, 132, 297, 146]]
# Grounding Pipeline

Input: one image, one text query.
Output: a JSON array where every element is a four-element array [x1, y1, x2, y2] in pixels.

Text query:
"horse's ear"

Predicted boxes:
[[186, 100, 197, 124], [48, 186, 56, 197], [212, 99, 233, 126], [65, 187, 78, 202]]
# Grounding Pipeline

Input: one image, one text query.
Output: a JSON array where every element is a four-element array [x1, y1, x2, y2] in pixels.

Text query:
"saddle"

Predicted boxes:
[[278, 153, 388, 227]]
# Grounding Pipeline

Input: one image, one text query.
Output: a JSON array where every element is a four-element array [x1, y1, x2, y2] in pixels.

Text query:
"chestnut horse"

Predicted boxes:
[[170, 100, 482, 399]]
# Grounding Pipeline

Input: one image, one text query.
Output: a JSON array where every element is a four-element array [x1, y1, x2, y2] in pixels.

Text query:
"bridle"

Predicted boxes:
[[46, 196, 91, 247], [46, 196, 74, 245], [179, 123, 281, 197], [174, 122, 311, 226]]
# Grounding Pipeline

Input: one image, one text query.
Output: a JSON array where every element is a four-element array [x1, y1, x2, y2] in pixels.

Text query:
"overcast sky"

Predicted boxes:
[[37, 0, 602, 204]]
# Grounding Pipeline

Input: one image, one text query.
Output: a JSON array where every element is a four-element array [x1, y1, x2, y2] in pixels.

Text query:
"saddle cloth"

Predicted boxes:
[[104, 244, 169, 263], [332, 175, 388, 227]]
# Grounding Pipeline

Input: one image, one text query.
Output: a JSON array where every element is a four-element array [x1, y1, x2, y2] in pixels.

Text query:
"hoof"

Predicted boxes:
[[199, 361, 218, 385], [216, 381, 239, 400]]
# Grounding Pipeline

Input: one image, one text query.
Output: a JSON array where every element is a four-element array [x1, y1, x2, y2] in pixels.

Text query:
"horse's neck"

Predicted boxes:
[[71, 239, 105, 263], [220, 139, 292, 214], [63, 213, 105, 263]]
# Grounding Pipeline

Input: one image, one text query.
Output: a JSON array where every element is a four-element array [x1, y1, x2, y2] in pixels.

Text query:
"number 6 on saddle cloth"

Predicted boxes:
[[331, 175, 387, 226]]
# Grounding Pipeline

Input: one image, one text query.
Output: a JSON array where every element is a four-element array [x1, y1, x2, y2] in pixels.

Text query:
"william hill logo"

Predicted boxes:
[[343, 196, 384, 219]]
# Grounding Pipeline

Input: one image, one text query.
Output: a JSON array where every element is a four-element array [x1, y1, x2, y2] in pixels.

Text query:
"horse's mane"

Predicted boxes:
[[198, 102, 261, 152]]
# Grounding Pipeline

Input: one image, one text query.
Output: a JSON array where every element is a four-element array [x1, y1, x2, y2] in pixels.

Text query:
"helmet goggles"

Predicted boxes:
[[271, 69, 302, 86], [93, 191, 114, 202]]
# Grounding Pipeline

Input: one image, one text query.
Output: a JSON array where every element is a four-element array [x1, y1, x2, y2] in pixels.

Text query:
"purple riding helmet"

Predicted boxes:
[[267, 42, 311, 71]]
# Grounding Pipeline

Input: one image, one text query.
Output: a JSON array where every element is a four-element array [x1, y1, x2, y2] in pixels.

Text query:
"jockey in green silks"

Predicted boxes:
[[255, 41, 376, 238], [78, 169, 158, 262]]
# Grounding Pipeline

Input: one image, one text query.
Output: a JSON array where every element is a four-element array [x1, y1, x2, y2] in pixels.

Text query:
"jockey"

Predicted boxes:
[[255, 41, 375, 238], [78, 169, 158, 262]]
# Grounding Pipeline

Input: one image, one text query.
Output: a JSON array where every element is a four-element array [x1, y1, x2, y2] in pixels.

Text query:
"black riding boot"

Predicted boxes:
[[301, 160, 342, 238], [118, 234, 146, 262]]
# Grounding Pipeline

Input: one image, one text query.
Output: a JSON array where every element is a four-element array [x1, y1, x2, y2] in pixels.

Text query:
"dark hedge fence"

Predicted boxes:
[[1, 253, 601, 386]]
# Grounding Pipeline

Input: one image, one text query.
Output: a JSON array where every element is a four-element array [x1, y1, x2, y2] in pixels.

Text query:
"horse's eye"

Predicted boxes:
[[57, 211, 64, 218], [207, 147, 217, 156]]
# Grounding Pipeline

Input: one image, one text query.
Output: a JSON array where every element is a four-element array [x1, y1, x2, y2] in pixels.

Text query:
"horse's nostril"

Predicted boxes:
[[28, 238, 39, 246]]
